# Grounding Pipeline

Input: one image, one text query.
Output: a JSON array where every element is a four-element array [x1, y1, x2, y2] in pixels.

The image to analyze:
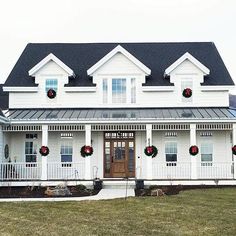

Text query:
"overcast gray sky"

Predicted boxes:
[[0, 0, 235, 91]]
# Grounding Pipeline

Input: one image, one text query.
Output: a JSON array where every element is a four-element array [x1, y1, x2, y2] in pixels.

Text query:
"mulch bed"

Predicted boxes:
[[135, 185, 236, 197], [0, 186, 100, 198]]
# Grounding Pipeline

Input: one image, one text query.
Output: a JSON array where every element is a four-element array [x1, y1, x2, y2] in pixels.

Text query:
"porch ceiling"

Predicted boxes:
[[4, 107, 236, 122]]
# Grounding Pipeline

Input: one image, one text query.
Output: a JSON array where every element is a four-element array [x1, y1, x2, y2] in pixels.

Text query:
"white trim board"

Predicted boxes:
[[28, 53, 75, 77], [87, 45, 151, 76], [64, 87, 97, 92], [3, 87, 39, 92], [165, 52, 210, 76]]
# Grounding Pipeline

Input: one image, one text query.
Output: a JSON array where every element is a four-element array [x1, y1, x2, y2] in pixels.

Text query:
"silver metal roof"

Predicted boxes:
[[4, 108, 236, 121]]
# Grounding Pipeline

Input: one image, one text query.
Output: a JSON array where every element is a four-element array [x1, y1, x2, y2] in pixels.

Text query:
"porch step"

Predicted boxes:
[[102, 181, 136, 189]]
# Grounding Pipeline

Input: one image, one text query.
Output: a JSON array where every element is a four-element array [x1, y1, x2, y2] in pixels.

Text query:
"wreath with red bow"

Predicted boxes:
[[144, 145, 158, 158], [47, 89, 56, 99], [232, 145, 236, 155], [39, 146, 50, 156], [182, 88, 192, 98], [189, 145, 199, 156], [81, 145, 94, 157]]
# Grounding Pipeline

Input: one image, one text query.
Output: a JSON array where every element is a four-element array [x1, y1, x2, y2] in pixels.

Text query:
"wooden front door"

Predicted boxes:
[[104, 132, 135, 178]]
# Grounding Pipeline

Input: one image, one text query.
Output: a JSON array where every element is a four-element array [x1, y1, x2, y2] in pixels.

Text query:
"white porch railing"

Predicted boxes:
[[197, 162, 233, 179], [47, 162, 85, 180], [152, 162, 192, 179], [0, 162, 41, 180]]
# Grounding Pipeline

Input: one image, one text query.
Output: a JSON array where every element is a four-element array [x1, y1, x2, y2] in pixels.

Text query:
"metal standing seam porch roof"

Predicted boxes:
[[4, 108, 236, 121]]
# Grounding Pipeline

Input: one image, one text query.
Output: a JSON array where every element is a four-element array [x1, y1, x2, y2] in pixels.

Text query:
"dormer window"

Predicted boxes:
[[45, 79, 58, 93], [102, 77, 136, 104]]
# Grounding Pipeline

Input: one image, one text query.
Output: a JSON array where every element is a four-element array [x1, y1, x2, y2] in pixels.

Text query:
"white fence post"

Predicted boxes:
[[233, 124, 236, 179], [41, 125, 48, 180], [84, 124, 91, 180], [190, 124, 197, 179], [146, 124, 153, 179]]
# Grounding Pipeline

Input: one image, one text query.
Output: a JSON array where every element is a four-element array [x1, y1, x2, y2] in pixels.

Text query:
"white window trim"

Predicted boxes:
[[104, 77, 136, 105]]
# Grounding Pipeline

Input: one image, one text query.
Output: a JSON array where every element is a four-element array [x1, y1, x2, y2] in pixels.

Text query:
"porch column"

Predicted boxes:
[[190, 124, 197, 179], [232, 124, 236, 179], [146, 124, 152, 179], [84, 124, 91, 180], [41, 125, 48, 180]]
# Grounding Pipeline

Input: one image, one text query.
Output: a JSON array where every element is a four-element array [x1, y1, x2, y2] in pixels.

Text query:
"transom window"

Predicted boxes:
[[165, 142, 177, 166], [45, 79, 58, 92], [103, 78, 136, 104], [201, 143, 213, 166]]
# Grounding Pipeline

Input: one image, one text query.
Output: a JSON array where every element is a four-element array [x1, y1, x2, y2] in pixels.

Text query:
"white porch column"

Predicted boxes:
[[190, 124, 197, 179], [41, 125, 48, 180], [232, 124, 236, 179], [85, 124, 91, 180], [146, 124, 152, 179]]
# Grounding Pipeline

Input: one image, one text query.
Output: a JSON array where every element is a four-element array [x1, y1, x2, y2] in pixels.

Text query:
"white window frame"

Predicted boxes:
[[165, 141, 178, 166], [102, 77, 136, 104], [45, 79, 58, 92], [60, 139, 73, 167], [181, 79, 193, 103], [25, 135, 37, 166], [200, 142, 213, 166]]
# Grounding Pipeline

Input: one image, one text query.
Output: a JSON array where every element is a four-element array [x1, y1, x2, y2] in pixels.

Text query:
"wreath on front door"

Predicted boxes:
[[80, 145, 93, 157], [47, 89, 57, 99], [182, 88, 192, 98], [189, 145, 199, 156], [232, 145, 236, 155], [144, 145, 158, 158], [39, 146, 50, 156]]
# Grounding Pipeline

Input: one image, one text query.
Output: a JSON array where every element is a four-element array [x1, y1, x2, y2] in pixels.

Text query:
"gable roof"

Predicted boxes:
[[87, 45, 151, 75], [164, 52, 210, 76], [0, 84, 9, 109], [4, 42, 234, 87], [28, 53, 75, 77]]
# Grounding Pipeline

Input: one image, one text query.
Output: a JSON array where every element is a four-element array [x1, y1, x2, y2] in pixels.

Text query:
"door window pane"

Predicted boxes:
[[128, 141, 134, 171]]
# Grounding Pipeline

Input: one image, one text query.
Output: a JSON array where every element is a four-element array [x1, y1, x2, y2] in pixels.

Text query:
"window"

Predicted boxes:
[[112, 78, 126, 103], [25, 141, 37, 166], [26, 134, 38, 139], [181, 80, 193, 102], [165, 142, 177, 166], [103, 77, 137, 104], [60, 141, 73, 167], [201, 143, 213, 166], [131, 78, 136, 103], [45, 79, 58, 92], [103, 79, 108, 103]]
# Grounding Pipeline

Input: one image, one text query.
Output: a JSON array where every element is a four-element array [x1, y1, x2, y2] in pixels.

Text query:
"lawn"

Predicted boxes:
[[0, 188, 236, 236]]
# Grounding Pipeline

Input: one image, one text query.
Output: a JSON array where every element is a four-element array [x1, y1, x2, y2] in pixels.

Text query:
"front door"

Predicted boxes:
[[104, 132, 135, 178]]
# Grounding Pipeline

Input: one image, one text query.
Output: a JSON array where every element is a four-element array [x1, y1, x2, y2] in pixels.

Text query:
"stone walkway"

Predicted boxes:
[[0, 188, 135, 202]]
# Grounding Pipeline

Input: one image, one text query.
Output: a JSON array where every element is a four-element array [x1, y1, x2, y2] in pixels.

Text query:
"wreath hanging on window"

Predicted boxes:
[[144, 145, 158, 158], [47, 89, 56, 99], [81, 145, 93, 157], [189, 145, 199, 156], [182, 88, 192, 98], [232, 145, 236, 155], [39, 146, 50, 156]]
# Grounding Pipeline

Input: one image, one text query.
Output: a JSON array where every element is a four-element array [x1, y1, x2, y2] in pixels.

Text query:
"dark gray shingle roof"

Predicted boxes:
[[0, 84, 9, 109], [4, 42, 234, 87]]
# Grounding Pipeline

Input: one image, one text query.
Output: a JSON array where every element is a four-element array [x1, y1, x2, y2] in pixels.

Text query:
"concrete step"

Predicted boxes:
[[102, 181, 136, 189]]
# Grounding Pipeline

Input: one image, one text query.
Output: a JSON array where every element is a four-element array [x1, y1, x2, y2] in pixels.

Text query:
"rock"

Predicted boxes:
[[45, 185, 72, 197], [151, 188, 165, 197]]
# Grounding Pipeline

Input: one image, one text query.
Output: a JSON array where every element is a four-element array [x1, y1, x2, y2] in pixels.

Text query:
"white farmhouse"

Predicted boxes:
[[0, 42, 236, 186]]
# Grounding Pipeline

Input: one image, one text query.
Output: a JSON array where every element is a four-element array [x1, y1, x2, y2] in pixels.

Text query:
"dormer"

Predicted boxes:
[[164, 52, 210, 84]]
